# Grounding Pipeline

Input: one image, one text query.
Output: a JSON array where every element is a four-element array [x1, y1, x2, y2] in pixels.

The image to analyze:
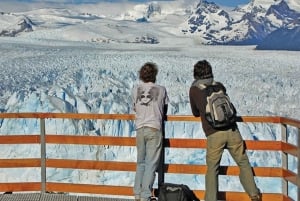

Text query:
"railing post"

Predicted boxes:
[[281, 123, 288, 198], [40, 118, 46, 193]]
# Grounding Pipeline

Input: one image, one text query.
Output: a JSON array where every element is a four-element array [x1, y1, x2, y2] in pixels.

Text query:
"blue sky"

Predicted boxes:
[[15, 0, 250, 7]]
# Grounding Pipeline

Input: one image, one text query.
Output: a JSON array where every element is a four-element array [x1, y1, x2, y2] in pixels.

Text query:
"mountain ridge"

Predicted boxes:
[[0, 0, 300, 50]]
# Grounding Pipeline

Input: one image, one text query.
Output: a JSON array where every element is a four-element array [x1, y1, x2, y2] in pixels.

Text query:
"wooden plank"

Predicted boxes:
[[281, 142, 298, 157], [0, 182, 41, 192], [165, 139, 206, 148], [0, 135, 40, 144], [166, 115, 201, 122], [240, 116, 282, 123], [282, 168, 298, 186], [0, 158, 41, 168], [280, 117, 300, 128], [192, 190, 292, 201], [165, 164, 283, 177], [0, 113, 289, 124], [45, 159, 283, 178], [0, 113, 135, 120], [0, 135, 282, 152], [219, 166, 283, 177], [46, 159, 136, 171], [45, 136, 282, 151], [166, 139, 282, 150], [46, 135, 136, 146], [167, 115, 283, 123], [213, 191, 292, 201], [165, 164, 206, 174], [245, 140, 282, 151], [46, 183, 133, 196]]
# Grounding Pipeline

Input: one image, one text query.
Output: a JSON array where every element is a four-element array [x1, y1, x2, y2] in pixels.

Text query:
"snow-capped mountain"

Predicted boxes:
[[182, 1, 233, 44], [183, 0, 300, 45], [0, 12, 34, 36], [0, 0, 299, 49]]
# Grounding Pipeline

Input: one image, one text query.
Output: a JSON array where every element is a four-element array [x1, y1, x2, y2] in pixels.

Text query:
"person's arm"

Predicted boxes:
[[163, 88, 169, 120], [163, 104, 168, 120], [189, 87, 200, 117], [131, 87, 136, 113]]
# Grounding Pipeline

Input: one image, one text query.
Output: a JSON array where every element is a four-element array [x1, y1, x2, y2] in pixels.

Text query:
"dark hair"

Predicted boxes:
[[193, 60, 213, 80], [139, 62, 158, 83]]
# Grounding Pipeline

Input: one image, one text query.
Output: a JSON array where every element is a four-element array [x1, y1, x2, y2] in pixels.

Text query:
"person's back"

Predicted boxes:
[[132, 81, 167, 131], [189, 60, 261, 201], [132, 62, 169, 201]]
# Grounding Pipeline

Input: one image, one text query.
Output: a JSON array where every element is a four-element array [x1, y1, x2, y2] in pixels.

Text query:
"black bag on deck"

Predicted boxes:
[[158, 183, 199, 201]]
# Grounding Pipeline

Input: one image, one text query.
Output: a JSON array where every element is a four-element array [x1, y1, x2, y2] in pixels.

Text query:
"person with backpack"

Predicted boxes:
[[132, 62, 169, 201], [188, 60, 261, 201]]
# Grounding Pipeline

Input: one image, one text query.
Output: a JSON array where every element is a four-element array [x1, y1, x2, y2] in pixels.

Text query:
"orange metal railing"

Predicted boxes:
[[0, 113, 299, 201]]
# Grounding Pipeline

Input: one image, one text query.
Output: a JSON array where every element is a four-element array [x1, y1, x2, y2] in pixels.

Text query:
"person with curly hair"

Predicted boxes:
[[132, 62, 169, 201]]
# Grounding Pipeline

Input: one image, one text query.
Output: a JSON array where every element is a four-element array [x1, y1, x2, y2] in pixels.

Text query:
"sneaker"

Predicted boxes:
[[250, 192, 262, 201], [148, 197, 158, 201]]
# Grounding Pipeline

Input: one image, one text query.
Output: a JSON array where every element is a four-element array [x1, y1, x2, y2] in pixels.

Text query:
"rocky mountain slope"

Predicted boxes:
[[0, 0, 299, 50]]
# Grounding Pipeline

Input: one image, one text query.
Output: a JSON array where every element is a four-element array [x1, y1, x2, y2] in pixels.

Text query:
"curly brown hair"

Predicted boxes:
[[139, 62, 158, 83], [193, 60, 213, 80]]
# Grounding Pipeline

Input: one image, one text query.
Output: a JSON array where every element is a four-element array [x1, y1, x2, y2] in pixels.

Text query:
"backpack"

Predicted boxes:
[[198, 82, 237, 128], [158, 183, 200, 201]]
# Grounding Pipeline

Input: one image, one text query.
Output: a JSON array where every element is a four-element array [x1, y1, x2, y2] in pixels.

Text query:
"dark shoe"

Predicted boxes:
[[148, 197, 157, 201], [250, 191, 262, 201]]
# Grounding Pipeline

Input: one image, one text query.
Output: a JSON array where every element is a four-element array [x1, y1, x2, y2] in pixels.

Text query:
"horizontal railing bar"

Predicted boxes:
[[0, 113, 135, 120], [212, 191, 291, 201], [0, 113, 291, 124], [168, 115, 283, 123], [282, 169, 298, 186], [45, 159, 284, 178], [0, 135, 40, 144], [164, 165, 284, 177], [0, 158, 288, 178], [239, 116, 282, 123], [0, 135, 284, 151], [0, 182, 41, 192], [280, 117, 300, 128], [46, 182, 133, 196], [46, 159, 136, 171], [0, 135, 283, 151], [47, 135, 283, 151], [245, 140, 282, 150], [46, 135, 136, 146], [165, 139, 282, 150], [281, 142, 298, 157], [0, 158, 41, 168]]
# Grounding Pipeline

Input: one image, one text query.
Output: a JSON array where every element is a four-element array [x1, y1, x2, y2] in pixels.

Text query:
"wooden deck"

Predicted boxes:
[[0, 193, 134, 201]]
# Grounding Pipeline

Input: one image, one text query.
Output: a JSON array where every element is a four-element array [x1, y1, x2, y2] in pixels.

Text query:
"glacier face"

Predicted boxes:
[[0, 37, 299, 199]]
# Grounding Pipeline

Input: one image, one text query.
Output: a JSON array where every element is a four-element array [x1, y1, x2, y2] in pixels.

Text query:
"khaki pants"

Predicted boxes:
[[205, 129, 260, 201]]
